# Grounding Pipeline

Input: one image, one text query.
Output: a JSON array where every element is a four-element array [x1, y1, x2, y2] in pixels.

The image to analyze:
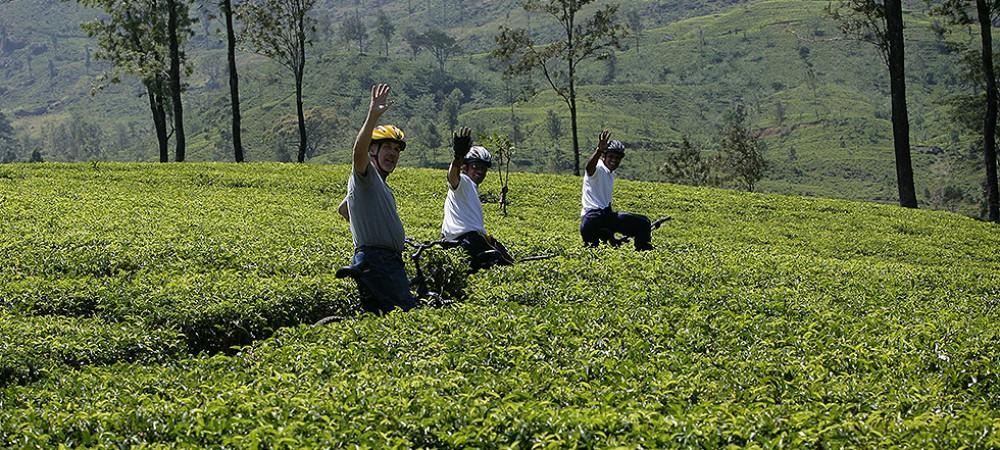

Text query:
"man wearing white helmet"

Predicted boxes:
[[580, 130, 654, 251], [441, 127, 514, 272]]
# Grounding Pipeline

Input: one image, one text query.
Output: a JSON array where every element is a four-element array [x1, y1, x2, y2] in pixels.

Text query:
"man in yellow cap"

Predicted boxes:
[[337, 83, 416, 314]]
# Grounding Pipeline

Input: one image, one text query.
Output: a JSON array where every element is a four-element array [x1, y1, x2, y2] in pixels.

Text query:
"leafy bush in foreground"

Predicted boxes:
[[0, 313, 185, 386], [2, 304, 999, 447], [1, 162, 999, 446]]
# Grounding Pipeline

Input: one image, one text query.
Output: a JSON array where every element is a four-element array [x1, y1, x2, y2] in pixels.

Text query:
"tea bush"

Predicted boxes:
[[1, 162, 999, 447], [0, 313, 185, 386]]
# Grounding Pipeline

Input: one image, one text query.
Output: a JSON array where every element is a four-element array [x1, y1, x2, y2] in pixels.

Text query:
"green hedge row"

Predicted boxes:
[[3, 273, 359, 353], [2, 302, 998, 447], [0, 313, 185, 386]]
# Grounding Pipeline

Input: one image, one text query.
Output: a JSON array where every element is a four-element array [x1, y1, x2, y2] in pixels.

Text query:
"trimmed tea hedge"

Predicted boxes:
[[1, 162, 999, 447]]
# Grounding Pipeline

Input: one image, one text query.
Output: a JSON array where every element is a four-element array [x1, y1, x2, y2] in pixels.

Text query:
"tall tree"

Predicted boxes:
[[166, 0, 195, 162], [220, 0, 245, 162], [341, 15, 367, 55], [267, 107, 343, 160], [0, 109, 16, 162], [545, 109, 568, 172], [375, 10, 395, 57], [239, 0, 318, 163], [418, 29, 459, 73], [0, 109, 13, 142], [660, 136, 712, 187], [719, 100, 767, 192], [403, 27, 421, 57], [830, 0, 918, 208], [441, 88, 463, 129], [493, 0, 626, 176], [77, 0, 174, 162], [626, 9, 642, 51], [932, 0, 1000, 221]]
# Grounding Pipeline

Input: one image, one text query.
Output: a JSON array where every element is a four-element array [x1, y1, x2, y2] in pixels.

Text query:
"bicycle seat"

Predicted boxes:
[[439, 239, 462, 249], [474, 249, 500, 263], [335, 261, 368, 279]]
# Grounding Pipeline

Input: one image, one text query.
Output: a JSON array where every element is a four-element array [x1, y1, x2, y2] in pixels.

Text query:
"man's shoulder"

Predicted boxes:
[[457, 173, 477, 191], [352, 162, 383, 186], [585, 164, 611, 181]]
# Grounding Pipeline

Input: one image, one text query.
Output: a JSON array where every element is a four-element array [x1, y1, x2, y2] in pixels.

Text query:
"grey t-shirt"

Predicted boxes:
[[346, 162, 405, 253]]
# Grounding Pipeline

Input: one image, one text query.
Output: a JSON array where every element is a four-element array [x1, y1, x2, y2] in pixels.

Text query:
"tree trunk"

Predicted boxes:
[[222, 0, 244, 163], [147, 83, 169, 163], [884, 0, 917, 208], [569, 80, 580, 177], [567, 12, 580, 177], [977, 0, 1000, 221], [167, 0, 186, 162], [295, 73, 307, 163]]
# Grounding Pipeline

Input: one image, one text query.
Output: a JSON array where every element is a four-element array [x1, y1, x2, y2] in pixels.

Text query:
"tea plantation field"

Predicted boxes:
[[1, 163, 999, 447]]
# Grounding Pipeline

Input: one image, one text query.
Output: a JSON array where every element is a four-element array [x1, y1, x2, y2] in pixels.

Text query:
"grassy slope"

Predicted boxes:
[[1, 163, 999, 446]]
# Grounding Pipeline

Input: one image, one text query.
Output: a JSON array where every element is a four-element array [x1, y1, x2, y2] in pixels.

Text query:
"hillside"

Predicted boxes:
[[1, 163, 999, 446], [0, 0, 993, 217]]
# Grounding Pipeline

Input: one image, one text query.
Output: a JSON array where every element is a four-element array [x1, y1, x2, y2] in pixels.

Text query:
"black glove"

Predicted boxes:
[[453, 128, 472, 161]]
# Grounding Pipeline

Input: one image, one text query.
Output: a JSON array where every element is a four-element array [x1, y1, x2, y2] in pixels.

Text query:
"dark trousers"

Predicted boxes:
[[352, 246, 418, 314], [580, 207, 652, 250], [456, 231, 514, 272]]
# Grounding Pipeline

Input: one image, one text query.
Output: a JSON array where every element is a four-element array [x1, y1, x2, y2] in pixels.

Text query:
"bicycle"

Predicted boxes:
[[597, 215, 672, 248], [315, 237, 558, 326]]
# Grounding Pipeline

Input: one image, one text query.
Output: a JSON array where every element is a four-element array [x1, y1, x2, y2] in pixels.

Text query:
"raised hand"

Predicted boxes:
[[453, 127, 472, 161], [597, 130, 611, 153], [369, 84, 391, 118]]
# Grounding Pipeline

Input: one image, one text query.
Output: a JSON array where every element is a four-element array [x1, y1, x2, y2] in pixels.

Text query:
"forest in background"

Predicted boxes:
[[0, 0, 997, 216]]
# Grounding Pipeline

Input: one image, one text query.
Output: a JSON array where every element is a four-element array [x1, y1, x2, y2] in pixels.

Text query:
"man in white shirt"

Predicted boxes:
[[441, 127, 514, 272], [580, 130, 654, 251]]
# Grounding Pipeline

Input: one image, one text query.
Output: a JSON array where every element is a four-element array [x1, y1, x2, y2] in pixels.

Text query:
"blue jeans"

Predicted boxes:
[[352, 247, 417, 314], [455, 231, 514, 272], [580, 207, 652, 250]]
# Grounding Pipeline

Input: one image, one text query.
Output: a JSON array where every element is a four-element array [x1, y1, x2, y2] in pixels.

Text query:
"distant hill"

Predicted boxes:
[[0, 0, 991, 216]]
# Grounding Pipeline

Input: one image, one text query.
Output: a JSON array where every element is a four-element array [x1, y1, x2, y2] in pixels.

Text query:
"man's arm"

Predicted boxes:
[[584, 130, 612, 177], [352, 84, 391, 176], [448, 127, 472, 190], [338, 197, 349, 221]]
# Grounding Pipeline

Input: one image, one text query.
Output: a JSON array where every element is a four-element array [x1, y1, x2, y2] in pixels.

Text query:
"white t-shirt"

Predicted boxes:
[[581, 159, 614, 216], [442, 173, 486, 240]]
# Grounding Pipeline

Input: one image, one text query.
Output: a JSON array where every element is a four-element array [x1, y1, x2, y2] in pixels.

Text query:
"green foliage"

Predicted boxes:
[[0, 109, 17, 163], [375, 10, 396, 57], [660, 135, 714, 186], [45, 112, 104, 161], [76, 0, 180, 87], [237, 0, 317, 73], [719, 100, 767, 191], [0, 109, 13, 140], [415, 29, 459, 73], [266, 106, 347, 160], [0, 313, 185, 386], [412, 246, 469, 302], [827, 0, 890, 64], [1, 163, 1000, 445], [341, 15, 368, 55], [480, 132, 515, 214], [493, 0, 627, 174]]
